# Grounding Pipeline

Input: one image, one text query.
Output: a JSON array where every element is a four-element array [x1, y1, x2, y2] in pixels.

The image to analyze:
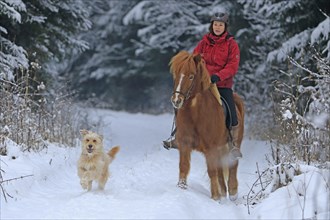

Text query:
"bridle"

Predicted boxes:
[[172, 73, 196, 103]]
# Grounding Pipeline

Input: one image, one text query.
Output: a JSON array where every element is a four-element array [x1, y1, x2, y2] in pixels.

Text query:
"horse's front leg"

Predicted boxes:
[[177, 147, 191, 189], [205, 149, 225, 200], [228, 160, 239, 201]]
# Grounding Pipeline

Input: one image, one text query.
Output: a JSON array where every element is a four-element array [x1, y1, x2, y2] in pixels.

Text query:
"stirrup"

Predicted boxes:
[[163, 138, 177, 150]]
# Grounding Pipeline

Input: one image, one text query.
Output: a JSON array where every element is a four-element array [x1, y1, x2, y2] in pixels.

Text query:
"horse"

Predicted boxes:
[[169, 50, 245, 201]]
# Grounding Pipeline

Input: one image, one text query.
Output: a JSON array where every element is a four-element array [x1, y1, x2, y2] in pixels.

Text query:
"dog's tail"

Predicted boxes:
[[108, 146, 120, 162]]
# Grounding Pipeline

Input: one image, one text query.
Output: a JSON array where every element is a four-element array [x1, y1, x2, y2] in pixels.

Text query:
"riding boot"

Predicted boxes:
[[229, 124, 242, 160], [163, 139, 178, 150], [163, 109, 178, 150]]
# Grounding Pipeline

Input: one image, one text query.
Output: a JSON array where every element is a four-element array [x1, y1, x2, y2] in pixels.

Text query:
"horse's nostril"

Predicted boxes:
[[171, 99, 182, 109], [171, 99, 179, 105]]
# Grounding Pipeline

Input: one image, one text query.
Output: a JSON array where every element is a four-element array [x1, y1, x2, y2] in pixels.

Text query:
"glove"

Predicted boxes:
[[210, 74, 220, 84]]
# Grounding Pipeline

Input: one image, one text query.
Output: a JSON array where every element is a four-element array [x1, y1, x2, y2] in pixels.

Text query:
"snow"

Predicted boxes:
[[307, 112, 329, 129], [311, 17, 330, 44], [122, 1, 147, 25], [1, 109, 329, 219], [311, 17, 330, 60], [0, 26, 7, 34], [283, 109, 293, 120], [1, 0, 26, 23], [267, 30, 310, 62]]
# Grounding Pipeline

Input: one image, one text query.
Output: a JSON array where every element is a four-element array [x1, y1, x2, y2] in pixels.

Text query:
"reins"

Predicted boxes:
[[170, 112, 177, 138]]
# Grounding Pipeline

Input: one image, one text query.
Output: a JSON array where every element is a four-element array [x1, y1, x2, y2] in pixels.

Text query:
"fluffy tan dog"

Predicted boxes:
[[78, 129, 120, 191]]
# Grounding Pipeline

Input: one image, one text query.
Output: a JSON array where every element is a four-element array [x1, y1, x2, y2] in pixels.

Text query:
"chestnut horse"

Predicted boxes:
[[169, 51, 244, 201]]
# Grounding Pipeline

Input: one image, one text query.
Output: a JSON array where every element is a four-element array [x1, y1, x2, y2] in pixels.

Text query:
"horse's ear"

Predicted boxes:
[[193, 53, 202, 65]]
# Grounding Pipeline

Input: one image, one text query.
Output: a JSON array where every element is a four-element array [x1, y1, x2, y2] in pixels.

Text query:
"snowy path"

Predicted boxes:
[[1, 109, 278, 219]]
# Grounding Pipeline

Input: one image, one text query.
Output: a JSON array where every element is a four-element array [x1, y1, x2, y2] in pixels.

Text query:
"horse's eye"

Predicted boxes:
[[189, 75, 194, 80]]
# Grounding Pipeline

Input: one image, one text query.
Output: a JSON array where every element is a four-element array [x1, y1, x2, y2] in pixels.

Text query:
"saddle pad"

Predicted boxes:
[[209, 84, 222, 106]]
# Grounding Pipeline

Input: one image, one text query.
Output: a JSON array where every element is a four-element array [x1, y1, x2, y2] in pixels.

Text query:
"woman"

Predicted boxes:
[[164, 12, 242, 160]]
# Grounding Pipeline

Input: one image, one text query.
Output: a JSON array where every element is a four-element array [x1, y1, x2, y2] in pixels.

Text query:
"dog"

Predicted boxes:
[[78, 129, 120, 191]]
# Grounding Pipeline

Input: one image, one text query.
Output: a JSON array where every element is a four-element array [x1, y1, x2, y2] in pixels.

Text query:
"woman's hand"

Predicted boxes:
[[210, 75, 220, 83]]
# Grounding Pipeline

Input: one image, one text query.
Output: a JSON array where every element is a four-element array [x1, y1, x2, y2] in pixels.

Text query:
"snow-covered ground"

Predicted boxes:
[[1, 109, 329, 219]]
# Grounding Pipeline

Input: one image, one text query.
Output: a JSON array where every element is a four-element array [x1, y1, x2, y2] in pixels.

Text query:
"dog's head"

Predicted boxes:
[[80, 129, 104, 155]]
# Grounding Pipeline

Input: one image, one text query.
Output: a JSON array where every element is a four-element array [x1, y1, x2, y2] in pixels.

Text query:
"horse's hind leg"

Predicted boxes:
[[228, 160, 239, 201], [178, 147, 191, 189]]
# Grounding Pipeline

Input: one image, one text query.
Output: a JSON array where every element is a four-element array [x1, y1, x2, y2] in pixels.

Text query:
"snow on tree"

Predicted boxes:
[[0, 0, 29, 81], [0, 0, 93, 149], [0, 0, 91, 83], [238, 0, 329, 165], [237, 0, 329, 131]]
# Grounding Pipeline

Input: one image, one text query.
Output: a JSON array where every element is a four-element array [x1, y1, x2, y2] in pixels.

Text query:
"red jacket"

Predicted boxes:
[[193, 32, 240, 88]]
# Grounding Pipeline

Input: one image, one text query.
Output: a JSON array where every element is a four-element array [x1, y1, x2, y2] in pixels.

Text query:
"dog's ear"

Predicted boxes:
[[80, 129, 89, 136], [99, 134, 104, 141]]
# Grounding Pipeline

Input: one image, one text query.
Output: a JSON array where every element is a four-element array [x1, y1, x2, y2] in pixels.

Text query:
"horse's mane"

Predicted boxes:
[[169, 51, 209, 88], [169, 51, 221, 105], [169, 51, 195, 78]]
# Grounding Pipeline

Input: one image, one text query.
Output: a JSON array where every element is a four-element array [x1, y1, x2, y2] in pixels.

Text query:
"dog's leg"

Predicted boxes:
[[78, 166, 85, 178], [78, 165, 92, 190], [80, 171, 96, 190], [80, 176, 89, 190], [81, 176, 93, 191], [98, 167, 109, 190], [98, 178, 107, 190], [87, 180, 92, 191]]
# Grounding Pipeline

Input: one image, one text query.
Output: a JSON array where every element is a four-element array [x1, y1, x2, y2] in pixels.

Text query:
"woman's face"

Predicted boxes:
[[212, 21, 225, 36]]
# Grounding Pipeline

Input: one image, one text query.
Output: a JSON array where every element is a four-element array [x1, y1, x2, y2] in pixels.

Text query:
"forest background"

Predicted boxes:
[[1, 0, 329, 166]]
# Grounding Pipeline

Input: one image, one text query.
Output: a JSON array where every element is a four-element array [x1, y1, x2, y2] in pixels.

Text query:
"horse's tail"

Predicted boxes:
[[233, 93, 244, 121]]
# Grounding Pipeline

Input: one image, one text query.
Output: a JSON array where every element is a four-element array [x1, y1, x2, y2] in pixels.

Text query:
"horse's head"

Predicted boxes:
[[169, 51, 210, 109]]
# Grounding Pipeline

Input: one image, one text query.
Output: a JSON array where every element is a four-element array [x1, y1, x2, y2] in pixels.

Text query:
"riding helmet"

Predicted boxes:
[[210, 12, 229, 24]]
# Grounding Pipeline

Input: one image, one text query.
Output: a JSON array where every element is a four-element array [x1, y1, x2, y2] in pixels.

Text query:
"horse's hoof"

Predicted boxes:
[[177, 179, 187, 189], [229, 193, 238, 201], [230, 148, 242, 160]]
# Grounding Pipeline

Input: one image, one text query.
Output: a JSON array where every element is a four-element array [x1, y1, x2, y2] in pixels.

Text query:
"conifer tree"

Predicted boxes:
[[237, 0, 329, 125], [0, 0, 91, 82]]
